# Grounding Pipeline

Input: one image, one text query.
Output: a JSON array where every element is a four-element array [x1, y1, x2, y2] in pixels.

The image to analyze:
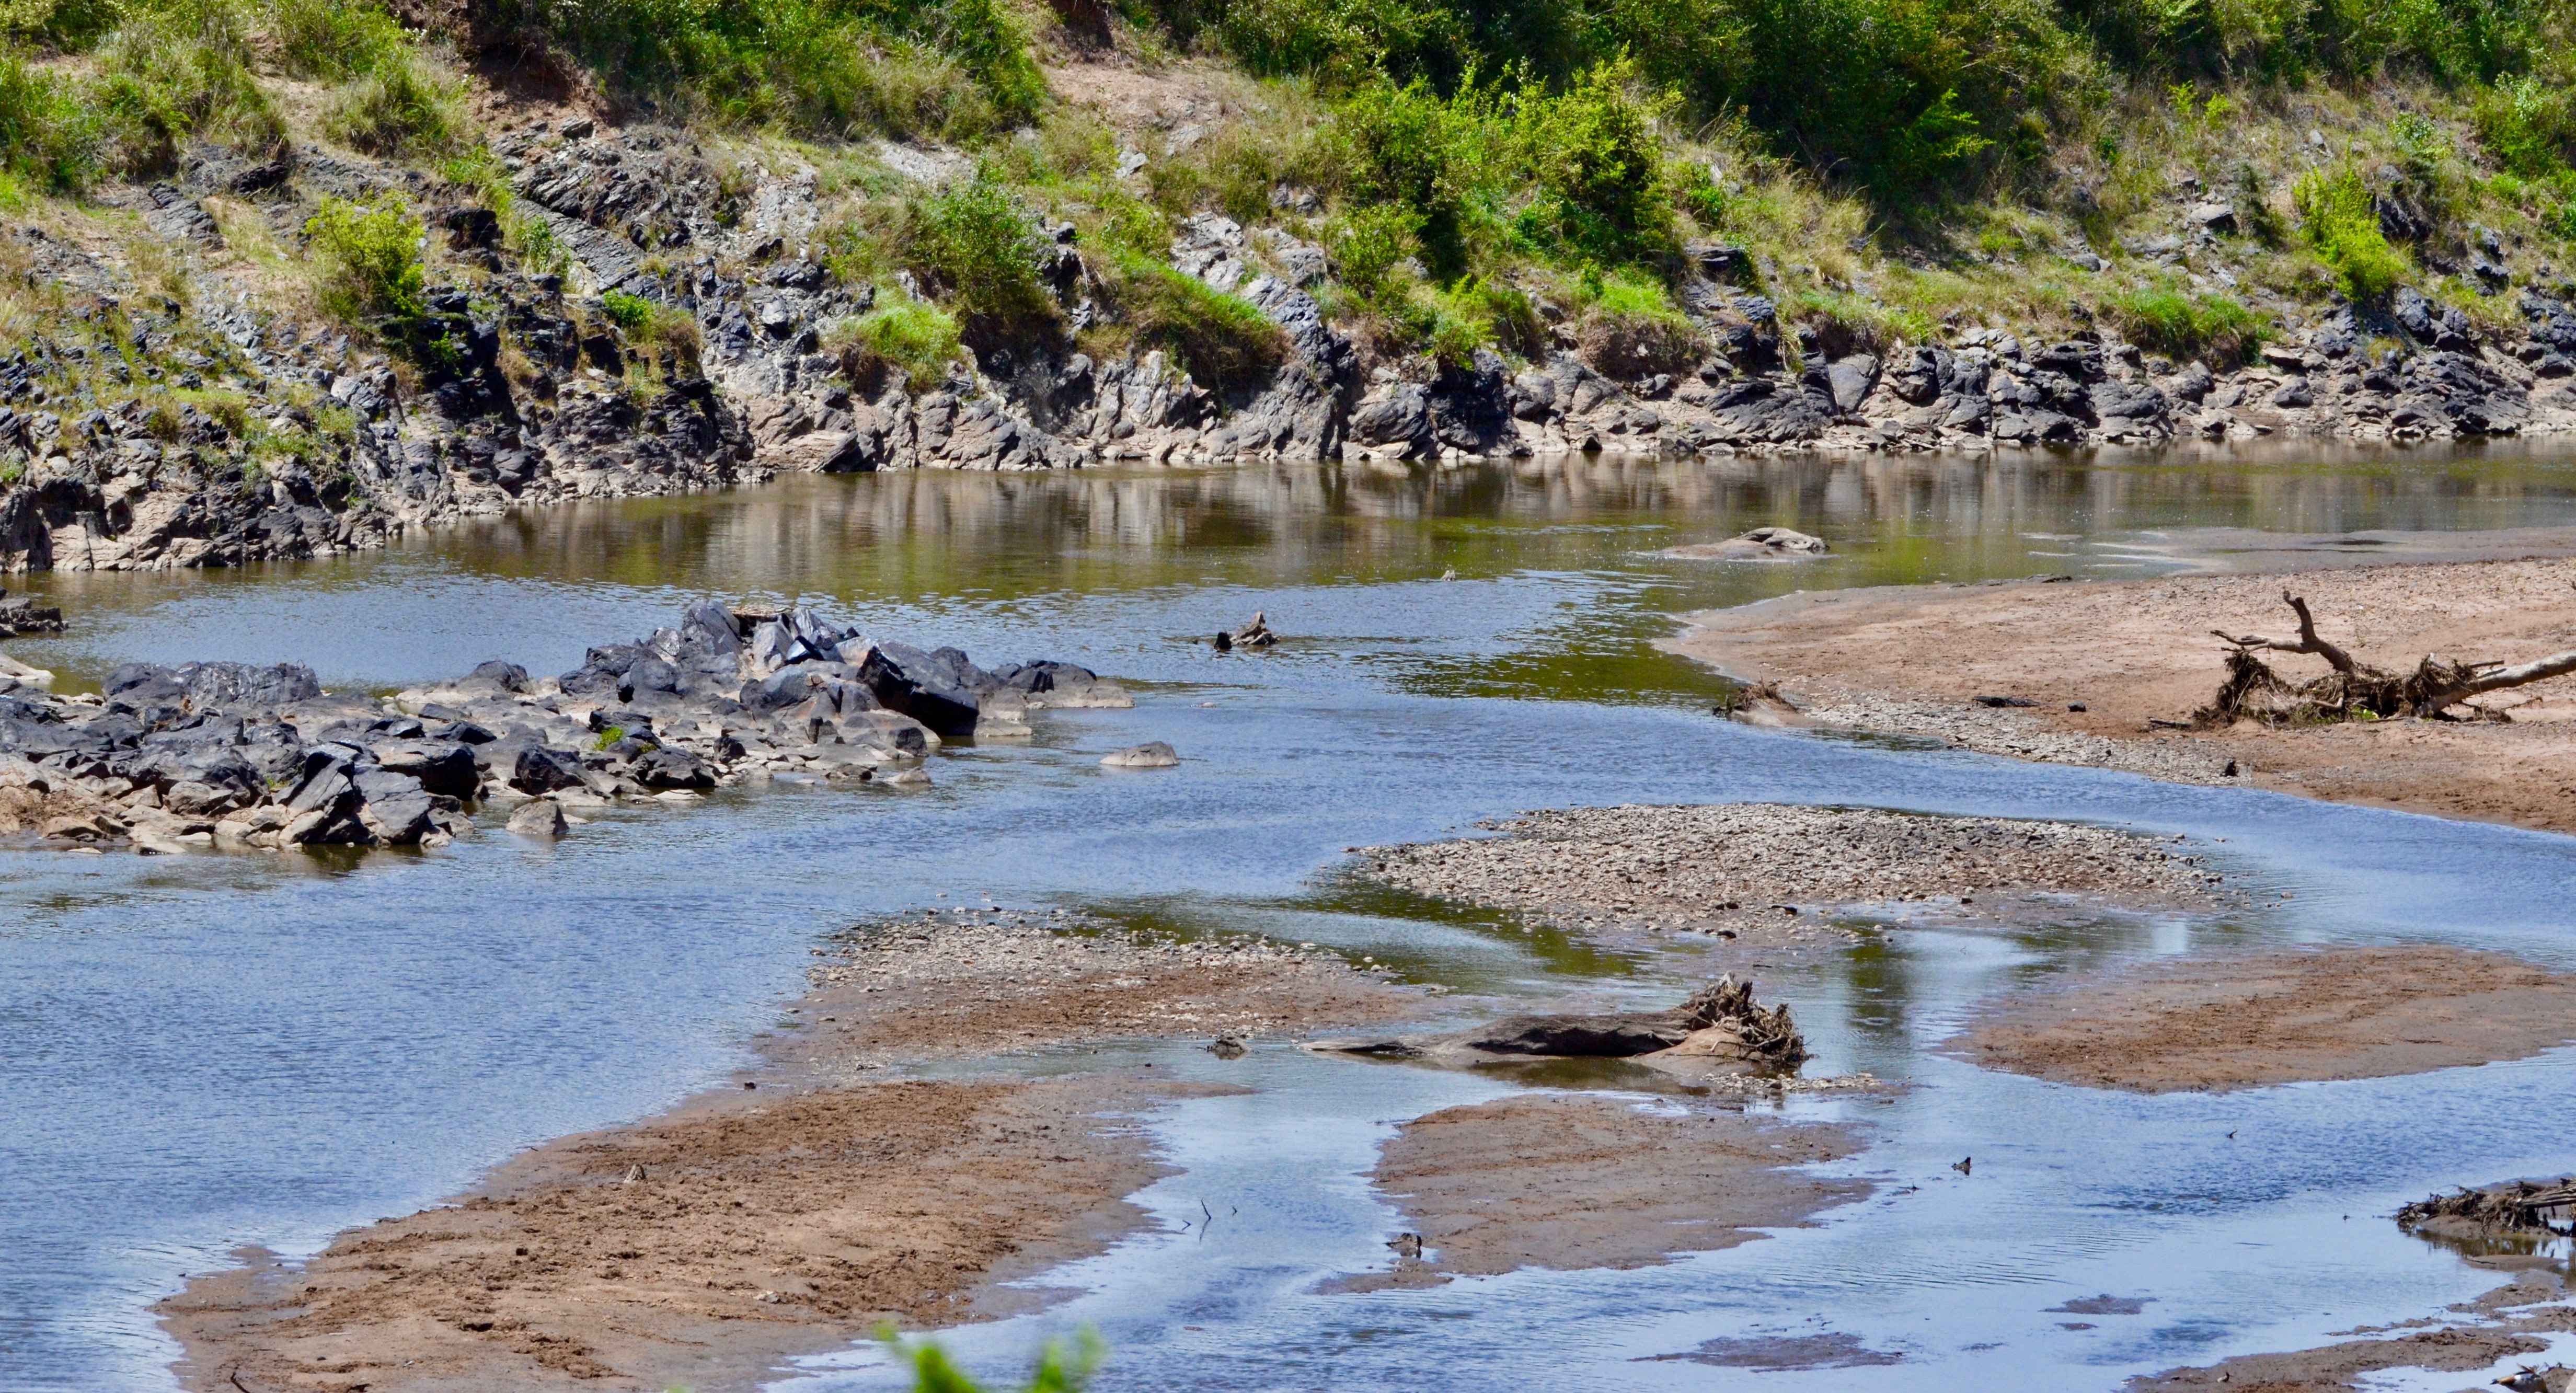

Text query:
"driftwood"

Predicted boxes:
[[2397, 1177, 2576, 1235], [1214, 610, 1277, 652], [2199, 590, 2576, 724], [1308, 975, 1807, 1072]]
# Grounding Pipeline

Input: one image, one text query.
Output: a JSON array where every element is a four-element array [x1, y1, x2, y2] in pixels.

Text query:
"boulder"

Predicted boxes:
[[859, 642, 982, 737], [508, 799, 569, 838], [1101, 741, 1179, 768], [371, 739, 479, 799], [632, 746, 714, 790], [511, 745, 588, 794]]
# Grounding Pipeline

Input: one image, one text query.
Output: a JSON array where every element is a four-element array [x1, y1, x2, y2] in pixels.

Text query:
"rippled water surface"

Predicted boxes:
[[8, 441, 2576, 1390]]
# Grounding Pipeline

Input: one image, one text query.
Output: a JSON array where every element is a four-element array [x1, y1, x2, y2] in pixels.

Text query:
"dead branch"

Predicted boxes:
[[2208, 590, 2357, 674], [2200, 591, 2576, 726]]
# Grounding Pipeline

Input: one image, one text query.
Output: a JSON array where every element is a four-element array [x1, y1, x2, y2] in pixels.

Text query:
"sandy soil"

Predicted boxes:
[[1951, 946, 2576, 1092], [1330, 1092, 1867, 1292], [1355, 803, 2228, 947], [775, 910, 1434, 1077], [163, 914, 1427, 1393], [1670, 556, 2576, 833]]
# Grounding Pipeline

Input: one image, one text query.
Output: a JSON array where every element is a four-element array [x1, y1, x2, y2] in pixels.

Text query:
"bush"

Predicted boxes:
[[903, 174, 1055, 330], [1512, 57, 1675, 262], [91, 0, 284, 173], [478, 0, 1042, 142], [0, 49, 96, 190], [268, 0, 412, 79], [2293, 166, 2409, 302], [2103, 283, 2268, 363], [832, 296, 963, 389], [2477, 76, 2576, 178], [1092, 251, 1289, 395], [324, 49, 466, 156], [886, 1326, 1099, 1393], [305, 192, 427, 324], [1327, 203, 1425, 306]]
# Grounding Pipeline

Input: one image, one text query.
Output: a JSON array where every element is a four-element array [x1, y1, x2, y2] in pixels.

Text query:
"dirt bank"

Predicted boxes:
[[1951, 946, 2576, 1092], [1331, 1092, 1867, 1292], [162, 913, 1426, 1393], [1670, 555, 2576, 833], [1354, 803, 2227, 948]]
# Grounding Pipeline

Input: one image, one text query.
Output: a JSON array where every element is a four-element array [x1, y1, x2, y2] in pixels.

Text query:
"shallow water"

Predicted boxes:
[[7, 441, 2576, 1390]]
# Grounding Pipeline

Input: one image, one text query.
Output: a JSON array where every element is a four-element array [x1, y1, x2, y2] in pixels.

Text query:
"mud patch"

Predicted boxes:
[[2049, 1294, 2154, 1315], [1638, 1332, 1905, 1369], [1950, 946, 2576, 1092], [1326, 1092, 1866, 1292]]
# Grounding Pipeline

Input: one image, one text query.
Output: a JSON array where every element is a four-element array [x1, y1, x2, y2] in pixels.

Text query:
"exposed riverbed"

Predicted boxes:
[[12, 443, 2576, 1390]]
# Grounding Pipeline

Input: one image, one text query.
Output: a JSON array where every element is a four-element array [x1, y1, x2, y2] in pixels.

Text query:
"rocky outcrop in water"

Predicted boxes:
[[0, 600, 1129, 854]]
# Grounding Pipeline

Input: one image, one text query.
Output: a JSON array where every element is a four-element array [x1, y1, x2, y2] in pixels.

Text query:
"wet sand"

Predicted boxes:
[[1354, 803, 2228, 947], [162, 914, 1428, 1393], [1669, 555, 2576, 833], [1330, 1092, 1867, 1292], [1951, 946, 2576, 1092]]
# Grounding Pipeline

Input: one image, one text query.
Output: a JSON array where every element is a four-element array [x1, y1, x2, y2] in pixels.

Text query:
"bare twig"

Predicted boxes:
[[2211, 591, 2357, 674]]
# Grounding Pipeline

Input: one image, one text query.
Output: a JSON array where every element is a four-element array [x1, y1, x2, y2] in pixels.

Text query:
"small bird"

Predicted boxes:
[[1387, 1232, 1423, 1259], [622, 1163, 648, 1185], [1952, 1157, 1973, 1176], [1440, 567, 1456, 580], [2226, 1130, 2236, 1139], [2496, 1366, 2547, 1392]]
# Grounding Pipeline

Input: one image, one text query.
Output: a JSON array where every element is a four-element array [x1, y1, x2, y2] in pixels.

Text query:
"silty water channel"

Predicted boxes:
[[8, 442, 2576, 1391]]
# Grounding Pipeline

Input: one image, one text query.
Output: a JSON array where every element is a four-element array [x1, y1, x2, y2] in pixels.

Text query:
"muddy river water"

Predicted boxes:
[[9, 442, 2576, 1390]]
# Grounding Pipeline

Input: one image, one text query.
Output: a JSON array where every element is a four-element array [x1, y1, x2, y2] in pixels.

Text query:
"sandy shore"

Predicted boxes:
[[1950, 946, 2576, 1092], [1331, 1092, 1867, 1292], [162, 913, 1428, 1393], [1670, 555, 2576, 832], [1355, 803, 2229, 948], [2130, 1264, 2575, 1390]]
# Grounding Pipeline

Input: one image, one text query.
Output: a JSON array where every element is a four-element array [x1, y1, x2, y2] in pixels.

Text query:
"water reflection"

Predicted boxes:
[[5, 443, 2576, 1389]]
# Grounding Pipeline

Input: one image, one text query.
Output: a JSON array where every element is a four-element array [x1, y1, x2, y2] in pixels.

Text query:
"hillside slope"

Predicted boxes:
[[0, 0, 2572, 571]]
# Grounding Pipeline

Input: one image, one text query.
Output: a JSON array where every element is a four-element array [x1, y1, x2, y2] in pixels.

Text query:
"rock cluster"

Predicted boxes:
[[1313, 975, 1807, 1072], [0, 600, 1128, 854]]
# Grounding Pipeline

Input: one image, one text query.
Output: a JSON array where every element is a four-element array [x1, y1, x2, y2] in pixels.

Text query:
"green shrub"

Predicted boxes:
[[324, 49, 465, 156], [2476, 76, 2576, 178], [1572, 267, 1706, 375], [2103, 283, 2268, 363], [1512, 57, 1676, 262], [267, 0, 412, 79], [1092, 252, 1290, 395], [0, 49, 96, 190], [903, 174, 1055, 329], [1327, 203, 1425, 306], [832, 296, 963, 389], [478, 0, 1042, 141], [1330, 78, 1479, 280], [92, 0, 284, 173], [2292, 166, 2408, 302], [305, 191, 427, 324], [602, 289, 657, 331]]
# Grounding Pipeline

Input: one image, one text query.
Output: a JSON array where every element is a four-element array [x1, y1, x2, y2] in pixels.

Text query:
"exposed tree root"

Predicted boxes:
[[2398, 1177, 2576, 1235], [2197, 590, 2576, 725]]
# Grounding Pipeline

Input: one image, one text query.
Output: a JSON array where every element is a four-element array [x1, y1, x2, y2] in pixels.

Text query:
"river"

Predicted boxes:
[[6, 441, 2576, 1390]]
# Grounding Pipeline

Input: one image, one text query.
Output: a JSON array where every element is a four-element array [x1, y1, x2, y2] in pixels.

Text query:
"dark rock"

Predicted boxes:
[[632, 746, 713, 789], [859, 642, 982, 736], [511, 745, 588, 793], [371, 739, 479, 799]]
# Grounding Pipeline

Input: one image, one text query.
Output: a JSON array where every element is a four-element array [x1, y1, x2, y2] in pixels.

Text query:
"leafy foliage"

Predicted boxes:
[[886, 1327, 1101, 1393], [304, 191, 427, 324], [1091, 251, 1289, 395], [903, 174, 1057, 330], [2292, 166, 2409, 301]]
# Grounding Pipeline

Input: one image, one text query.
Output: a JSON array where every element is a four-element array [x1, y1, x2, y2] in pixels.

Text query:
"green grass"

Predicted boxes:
[[832, 296, 963, 389], [1091, 250, 1289, 395], [2103, 283, 2269, 363]]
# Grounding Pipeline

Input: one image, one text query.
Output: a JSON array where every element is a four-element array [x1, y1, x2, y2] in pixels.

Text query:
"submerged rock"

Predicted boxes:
[[1101, 741, 1180, 768]]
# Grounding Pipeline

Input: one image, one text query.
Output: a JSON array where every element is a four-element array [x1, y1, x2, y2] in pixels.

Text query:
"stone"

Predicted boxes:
[[632, 746, 714, 790], [511, 745, 588, 794], [508, 799, 569, 838], [1101, 741, 1180, 768], [859, 642, 982, 738], [371, 739, 479, 799], [2186, 202, 2238, 234]]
